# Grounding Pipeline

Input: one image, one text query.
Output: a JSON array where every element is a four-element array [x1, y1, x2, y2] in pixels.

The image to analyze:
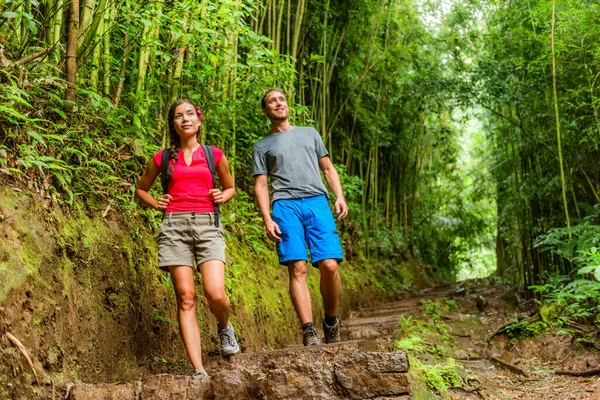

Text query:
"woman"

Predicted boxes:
[[135, 99, 239, 377]]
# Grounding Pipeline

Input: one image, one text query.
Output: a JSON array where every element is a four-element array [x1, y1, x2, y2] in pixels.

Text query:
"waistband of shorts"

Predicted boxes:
[[162, 212, 217, 222]]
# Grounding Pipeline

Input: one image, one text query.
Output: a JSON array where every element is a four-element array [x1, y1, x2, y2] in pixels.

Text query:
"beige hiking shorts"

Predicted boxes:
[[158, 212, 225, 271]]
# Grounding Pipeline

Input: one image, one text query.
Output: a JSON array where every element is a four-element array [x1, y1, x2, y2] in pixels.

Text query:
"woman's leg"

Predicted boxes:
[[200, 260, 239, 355], [199, 260, 229, 329], [169, 265, 204, 372]]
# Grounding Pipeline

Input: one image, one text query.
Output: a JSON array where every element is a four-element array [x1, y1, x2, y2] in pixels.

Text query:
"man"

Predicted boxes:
[[253, 88, 348, 346]]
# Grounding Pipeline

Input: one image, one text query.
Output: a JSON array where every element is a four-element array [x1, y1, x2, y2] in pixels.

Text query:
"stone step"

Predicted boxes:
[[349, 305, 418, 319], [67, 342, 410, 400]]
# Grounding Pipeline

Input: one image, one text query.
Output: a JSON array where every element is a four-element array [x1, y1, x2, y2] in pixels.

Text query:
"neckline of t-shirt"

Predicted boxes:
[[271, 126, 295, 134], [179, 145, 203, 167]]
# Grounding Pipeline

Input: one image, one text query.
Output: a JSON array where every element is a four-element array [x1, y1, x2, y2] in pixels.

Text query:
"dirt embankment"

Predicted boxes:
[[0, 183, 404, 400]]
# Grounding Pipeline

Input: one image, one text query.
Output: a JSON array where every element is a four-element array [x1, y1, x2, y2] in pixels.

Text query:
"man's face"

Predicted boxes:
[[262, 91, 289, 121]]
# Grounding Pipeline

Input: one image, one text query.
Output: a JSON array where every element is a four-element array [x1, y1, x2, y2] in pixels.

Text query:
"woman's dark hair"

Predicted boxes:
[[165, 99, 203, 181], [261, 88, 285, 109]]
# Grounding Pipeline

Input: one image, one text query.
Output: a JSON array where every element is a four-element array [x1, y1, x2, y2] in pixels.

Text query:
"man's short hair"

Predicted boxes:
[[261, 88, 285, 109]]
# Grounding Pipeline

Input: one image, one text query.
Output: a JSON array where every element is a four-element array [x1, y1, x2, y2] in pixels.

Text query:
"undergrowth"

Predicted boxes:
[[531, 218, 600, 340], [394, 300, 463, 397]]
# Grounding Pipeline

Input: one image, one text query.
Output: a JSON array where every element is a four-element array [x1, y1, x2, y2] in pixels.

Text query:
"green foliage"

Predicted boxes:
[[504, 320, 549, 343], [395, 313, 461, 397], [528, 213, 600, 331], [416, 359, 462, 396]]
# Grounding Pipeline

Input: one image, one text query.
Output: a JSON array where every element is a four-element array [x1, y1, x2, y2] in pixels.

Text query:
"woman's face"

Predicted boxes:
[[172, 102, 201, 138]]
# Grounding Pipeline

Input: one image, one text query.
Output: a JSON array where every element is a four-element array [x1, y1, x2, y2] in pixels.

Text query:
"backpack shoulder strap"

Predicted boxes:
[[160, 149, 171, 195], [202, 144, 217, 180], [201, 144, 220, 227]]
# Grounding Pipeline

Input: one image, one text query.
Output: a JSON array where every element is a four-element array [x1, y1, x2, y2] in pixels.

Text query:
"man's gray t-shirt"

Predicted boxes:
[[253, 126, 329, 201]]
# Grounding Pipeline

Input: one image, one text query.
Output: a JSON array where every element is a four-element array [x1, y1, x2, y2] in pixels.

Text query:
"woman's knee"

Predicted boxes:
[[176, 288, 197, 311], [204, 287, 227, 305]]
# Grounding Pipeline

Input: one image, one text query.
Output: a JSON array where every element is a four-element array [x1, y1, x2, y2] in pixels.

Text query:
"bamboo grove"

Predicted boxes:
[[1, 0, 599, 286]]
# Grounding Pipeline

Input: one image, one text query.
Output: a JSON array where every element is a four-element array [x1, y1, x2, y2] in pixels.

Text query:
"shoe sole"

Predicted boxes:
[[222, 344, 240, 356]]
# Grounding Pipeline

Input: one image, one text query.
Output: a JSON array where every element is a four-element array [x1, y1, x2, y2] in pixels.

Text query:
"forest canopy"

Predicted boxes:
[[1, 0, 599, 290]]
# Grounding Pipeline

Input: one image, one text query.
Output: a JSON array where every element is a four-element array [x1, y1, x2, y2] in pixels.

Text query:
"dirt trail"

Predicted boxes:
[[53, 282, 600, 399], [342, 282, 600, 399]]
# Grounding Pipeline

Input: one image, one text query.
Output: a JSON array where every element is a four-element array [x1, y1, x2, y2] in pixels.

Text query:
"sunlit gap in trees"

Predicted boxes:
[[454, 108, 496, 280]]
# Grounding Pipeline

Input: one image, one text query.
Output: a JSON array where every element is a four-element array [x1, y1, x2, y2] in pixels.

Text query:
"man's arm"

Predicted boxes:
[[255, 174, 282, 242], [318, 156, 349, 220]]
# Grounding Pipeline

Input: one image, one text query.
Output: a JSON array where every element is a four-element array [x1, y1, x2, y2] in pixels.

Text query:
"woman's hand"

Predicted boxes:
[[208, 188, 225, 205], [157, 194, 172, 210]]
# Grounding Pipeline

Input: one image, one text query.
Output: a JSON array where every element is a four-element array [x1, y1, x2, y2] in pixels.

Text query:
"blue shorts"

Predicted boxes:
[[272, 195, 343, 267]]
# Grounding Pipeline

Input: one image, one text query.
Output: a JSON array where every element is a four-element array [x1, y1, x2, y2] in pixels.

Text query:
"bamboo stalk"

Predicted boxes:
[[291, 0, 305, 58], [52, 0, 64, 63], [64, 0, 80, 118], [551, 0, 571, 239], [113, 26, 129, 107], [90, 16, 102, 91]]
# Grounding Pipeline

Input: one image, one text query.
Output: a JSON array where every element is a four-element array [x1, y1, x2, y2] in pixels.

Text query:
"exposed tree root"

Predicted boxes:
[[4, 331, 40, 385], [555, 368, 600, 377], [488, 356, 529, 377]]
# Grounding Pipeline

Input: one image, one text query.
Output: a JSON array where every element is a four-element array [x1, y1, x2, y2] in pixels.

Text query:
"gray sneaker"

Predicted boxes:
[[302, 323, 322, 346], [192, 369, 208, 378], [323, 318, 340, 344], [218, 323, 240, 356]]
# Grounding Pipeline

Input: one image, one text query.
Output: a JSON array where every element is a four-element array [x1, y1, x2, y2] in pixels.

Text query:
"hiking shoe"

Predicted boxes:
[[302, 323, 322, 346], [323, 318, 340, 344], [192, 369, 208, 378], [218, 323, 240, 356]]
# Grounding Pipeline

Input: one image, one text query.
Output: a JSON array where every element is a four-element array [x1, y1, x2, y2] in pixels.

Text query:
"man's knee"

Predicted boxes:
[[318, 259, 339, 276], [288, 261, 309, 281]]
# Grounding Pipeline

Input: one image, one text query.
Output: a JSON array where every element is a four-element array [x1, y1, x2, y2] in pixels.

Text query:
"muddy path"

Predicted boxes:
[[55, 281, 600, 399], [341, 281, 600, 399]]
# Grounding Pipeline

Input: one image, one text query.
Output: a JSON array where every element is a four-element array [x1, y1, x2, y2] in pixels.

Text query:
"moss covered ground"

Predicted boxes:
[[0, 179, 419, 399]]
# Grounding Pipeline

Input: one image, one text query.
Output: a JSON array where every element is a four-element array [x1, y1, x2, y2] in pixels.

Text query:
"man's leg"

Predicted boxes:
[[288, 260, 313, 324], [288, 260, 321, 346], [318, 259, 340, 318]]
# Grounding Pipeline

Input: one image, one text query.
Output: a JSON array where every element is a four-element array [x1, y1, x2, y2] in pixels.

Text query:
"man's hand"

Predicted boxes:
[[335, 197, 349, 220], [157, 194, 172, 211], [208, 188, 225, 204], [265, 219, 282, 242]]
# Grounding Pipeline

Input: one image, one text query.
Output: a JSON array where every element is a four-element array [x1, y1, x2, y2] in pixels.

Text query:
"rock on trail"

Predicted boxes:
[[67, 341, 410, 400]]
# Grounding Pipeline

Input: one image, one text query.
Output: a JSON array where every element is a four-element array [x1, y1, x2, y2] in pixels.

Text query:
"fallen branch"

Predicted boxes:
[[555, 368, 600, 377], [12, 48, 52, 68], [487, 313, 541, 341], [4, 331, 40, 385], [450, 385, 485, 400], [487, 326, 508, 341], [489, 356, 529, 377], [449, 331, 472, 338], [0, 46, 52, 70]]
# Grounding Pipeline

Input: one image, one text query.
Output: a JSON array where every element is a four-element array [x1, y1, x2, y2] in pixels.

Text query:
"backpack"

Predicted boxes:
[[160, 145, 220, 227]]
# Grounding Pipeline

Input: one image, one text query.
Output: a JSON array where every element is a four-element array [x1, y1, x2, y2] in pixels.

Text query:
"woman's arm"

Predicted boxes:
[[135, 158, 171, 210], [210, 155, 235, 205]]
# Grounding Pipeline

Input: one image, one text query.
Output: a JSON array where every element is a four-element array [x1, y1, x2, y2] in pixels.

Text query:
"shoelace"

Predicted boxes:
[[303, 326, 318, 339], [219, 329, 234, 346]]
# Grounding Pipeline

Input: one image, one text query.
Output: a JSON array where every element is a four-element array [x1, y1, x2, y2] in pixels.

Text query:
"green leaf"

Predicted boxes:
[[1, 11, 19, 18], [27, 130, 44, 143]]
